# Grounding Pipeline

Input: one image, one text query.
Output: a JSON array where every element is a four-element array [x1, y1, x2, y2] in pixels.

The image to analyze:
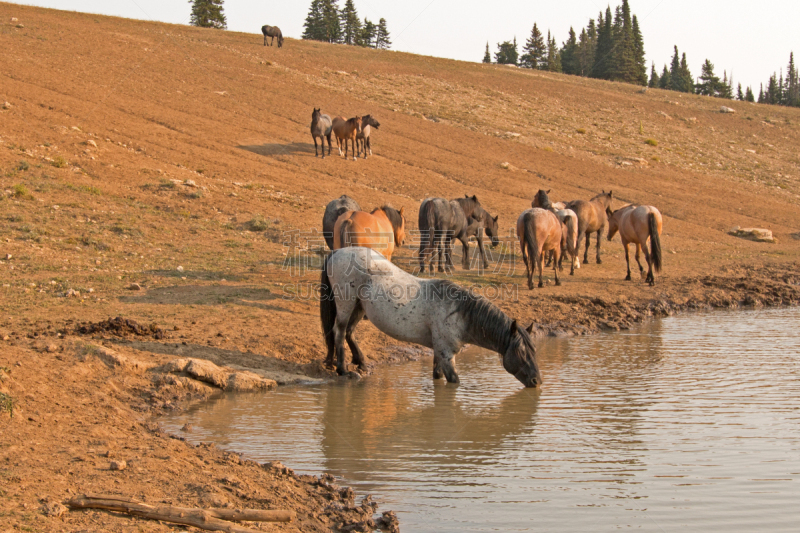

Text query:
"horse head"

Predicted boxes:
[[395, 206, 406, 246], [278, 36, 284, 48], [312, 108, 321, 123], [607, 207, 620, 240], [593, 190, 613, 208], [532, 189, 553, 210], [484, 213, 500, 248], [504, 320, 542, 388]]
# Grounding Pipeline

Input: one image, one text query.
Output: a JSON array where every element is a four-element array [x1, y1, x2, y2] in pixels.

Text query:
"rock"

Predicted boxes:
[[15, 24, 23, 29], [728, 227, 777, 243], [127, 283, 142, 291], [92, 345, 129, 367], [376, 511, 400, 533], [40, 500, 68, 518], [64, 288, 80, 298], [185, 359, 228, 388], [181, 423, 193, 432], [1, 102, 11, 110], [500, 162, 510, 170], [163, 358, 191, 373], [791, 232, 800, 241], [176, 266, 184, 272], [110, 460, 127, 471], [184, 179, 198, 187], [4, 254, 11, 260], [225, 371, 277, 392], [10, 17, 17, 22], [720, 106, 736, 113], [46, 344, 58, 353]]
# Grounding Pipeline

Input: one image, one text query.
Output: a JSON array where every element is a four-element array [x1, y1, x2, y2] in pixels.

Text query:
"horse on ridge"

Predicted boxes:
[[262, 25, 283, 47]]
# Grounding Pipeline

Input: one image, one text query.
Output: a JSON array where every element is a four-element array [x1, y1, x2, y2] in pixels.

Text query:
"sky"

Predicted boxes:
[[11, 1, 800, 91]]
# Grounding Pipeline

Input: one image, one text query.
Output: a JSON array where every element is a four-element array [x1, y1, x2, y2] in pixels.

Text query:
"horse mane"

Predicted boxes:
[[455, 195, 481, 218], [439, 281, 514, 350], [347, 116, 360, 126], [379, 205, 403, 232]]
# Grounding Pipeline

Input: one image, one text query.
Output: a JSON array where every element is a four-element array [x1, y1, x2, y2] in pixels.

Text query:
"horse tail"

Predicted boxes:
[[320, 255, 336, 360], [648, 212, 662, 273], [523, 212, 539, 271], [564, 213, 578, 257], [339, 218, 353, 249]]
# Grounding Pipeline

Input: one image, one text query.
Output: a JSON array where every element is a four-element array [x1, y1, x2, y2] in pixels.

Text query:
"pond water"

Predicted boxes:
[[160, 307, 800, 532]]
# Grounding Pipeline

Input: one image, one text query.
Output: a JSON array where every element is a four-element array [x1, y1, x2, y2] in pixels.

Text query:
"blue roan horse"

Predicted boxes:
[[320, 247, 542, 387]]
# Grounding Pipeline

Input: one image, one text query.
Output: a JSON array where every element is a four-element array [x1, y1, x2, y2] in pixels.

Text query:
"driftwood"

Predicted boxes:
[[67, 494, 295, 532]]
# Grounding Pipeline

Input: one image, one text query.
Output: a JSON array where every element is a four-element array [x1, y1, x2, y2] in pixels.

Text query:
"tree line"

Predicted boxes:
[[483, 0, 798, 108], [302, 0, 390, 49]]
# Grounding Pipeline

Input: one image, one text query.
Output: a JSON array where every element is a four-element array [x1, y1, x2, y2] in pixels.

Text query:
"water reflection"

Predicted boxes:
[[162, 307, 800, 532]]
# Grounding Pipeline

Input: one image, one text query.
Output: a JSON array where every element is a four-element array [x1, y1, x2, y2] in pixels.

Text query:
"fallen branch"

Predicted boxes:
[[67, 494, 295, 532]]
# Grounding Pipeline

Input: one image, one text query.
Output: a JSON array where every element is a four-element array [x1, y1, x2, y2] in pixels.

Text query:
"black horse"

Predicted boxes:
[[418, 195, 500, 273], [262, 25, 283, 47], [322, 195, 361, 250]]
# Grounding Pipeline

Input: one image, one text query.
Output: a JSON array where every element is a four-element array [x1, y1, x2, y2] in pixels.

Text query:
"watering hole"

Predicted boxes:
[[160, 307, 800, 532]]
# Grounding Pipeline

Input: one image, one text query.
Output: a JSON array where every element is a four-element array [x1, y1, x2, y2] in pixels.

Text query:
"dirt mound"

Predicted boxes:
[[75, 316, 167, 339]]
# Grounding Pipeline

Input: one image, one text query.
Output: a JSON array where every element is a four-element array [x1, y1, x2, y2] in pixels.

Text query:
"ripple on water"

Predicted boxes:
[[161, 307, 800, 532]]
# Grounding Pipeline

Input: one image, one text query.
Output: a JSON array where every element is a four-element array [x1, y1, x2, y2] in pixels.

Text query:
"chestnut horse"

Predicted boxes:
[[333, 206, 406, 261], [517, 208, 565, 289], [332, 116, 363, 161], [565, 190, 613, 265], [607, 204, 663, 286]]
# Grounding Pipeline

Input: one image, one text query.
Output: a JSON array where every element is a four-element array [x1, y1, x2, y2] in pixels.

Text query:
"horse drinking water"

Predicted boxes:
[[607, 204, 663, 286], [321, 247, 542, 387], [261, 25, 283, 47]]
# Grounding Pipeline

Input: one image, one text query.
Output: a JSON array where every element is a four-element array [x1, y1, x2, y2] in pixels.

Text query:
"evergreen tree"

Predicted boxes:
[[520, 23, 546, 69], [189, 0, 226, 29], [302, 0, 325, 40], [758, 84, 765, 103], [679, 53, 693, 93], [648, 62, 659, 88], [745, 86, 755, 102], [786, 52, 799, 107], [340, 0, 361, 45], [631, 15, 647, 85], [658, 64, 670, 90], [482, 41, 491, 63], [736, 83, 744, 101], [560, 27, 579, 75], [668, 46, 681, 91], [495, 38, 518, 65], [610, 3, 635, 82], [322, 0, 342, 43], [767, 74, 780, 104], [696, 59, 722, 96], [360, 17, 376, 47], [544, 32, 561, 72], [720, 71, 733, 99], [375, 18, 391, 49], [592, 8, 613, 79], [576, 21, 597, 77]]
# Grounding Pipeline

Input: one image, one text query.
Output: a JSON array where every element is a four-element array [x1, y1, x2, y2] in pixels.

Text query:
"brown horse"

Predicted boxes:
[[516, 208, 565, 289], [565, 190, 613, 265], [356, 115, 380, 159], [332, 116, 363, 161], [607, 204, 663, 286], [532, 189, 578, 274], [333, 206, 406, 261]]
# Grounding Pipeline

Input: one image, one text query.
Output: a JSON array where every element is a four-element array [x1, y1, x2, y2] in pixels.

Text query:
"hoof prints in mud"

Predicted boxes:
[[75, 316, 167, 339]]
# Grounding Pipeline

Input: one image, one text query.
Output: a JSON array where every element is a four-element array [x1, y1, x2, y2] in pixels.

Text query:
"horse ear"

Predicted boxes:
[[399, 206, 405, 216], [472, 195, 477, 201], [510, 319, 518, 333], [609, 190, 613, 197], [525, 322, 534, 334], [547, 189, 551, 194], [493, 215, 498, 222]]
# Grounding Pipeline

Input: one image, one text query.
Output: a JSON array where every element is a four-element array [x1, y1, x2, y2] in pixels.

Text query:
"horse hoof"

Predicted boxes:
[[570, 271, 575, 276], [625, 274, 632, 281], [555, 280, 562, 286], [538, 281, 544, 288], [596, 259, 603, 264]]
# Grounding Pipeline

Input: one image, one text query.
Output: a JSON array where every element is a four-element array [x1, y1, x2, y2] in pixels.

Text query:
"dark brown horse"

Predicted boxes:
[[261, 25, 283, 47], [565, 191, 613, 265], [332, 116, 363, 161]]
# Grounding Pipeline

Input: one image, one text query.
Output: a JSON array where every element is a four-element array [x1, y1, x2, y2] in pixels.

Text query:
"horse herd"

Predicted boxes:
[[311, 109, 381, 160], [319, 190, 664, 387]]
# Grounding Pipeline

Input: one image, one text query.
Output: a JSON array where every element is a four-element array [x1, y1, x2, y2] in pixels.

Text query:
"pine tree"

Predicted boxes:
[[302, 0, 325, 40], [786, 52, 799, 107], [696, 59, 721, 96], [758, 84, 765, 103], [631, 15, 647, 85], [593, 7, 614, 79], [189, 0, 226, 29], [678, 52, 693, 93], [720, 71, 733, 99], [668, 46, 681, 91], [360, 18, 376, 47], [737, 83, 744, 101], [322, 0, 342, 43], [658, 64, 670, 90], [576, 21, 597, 77], [745, 86, 755, 102], [375, 18, 391, 49], [648, 63, 659, 88], [520, 23, 546, 69], [495, 38, 518, 65], [767, 74, 780, 105], [560, 28, 579, 75], [543, 32, 561, 72], [611, 3, 635, 82], [482, 42, 491, 63], [340, 0, 361, 45]]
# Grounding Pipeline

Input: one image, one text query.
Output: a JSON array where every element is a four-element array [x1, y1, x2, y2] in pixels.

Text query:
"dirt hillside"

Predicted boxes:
[[1, 3, 799, 532]]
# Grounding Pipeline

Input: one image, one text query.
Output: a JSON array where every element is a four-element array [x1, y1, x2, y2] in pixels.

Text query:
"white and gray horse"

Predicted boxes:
[[320, 247, 542, 387]]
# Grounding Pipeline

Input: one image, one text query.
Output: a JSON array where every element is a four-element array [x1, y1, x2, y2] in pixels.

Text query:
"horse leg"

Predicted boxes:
[[432, 343, 459, 384], [460, 236, 470, 270], [367, 136, 372, 156], [595, 229, 603, 264], [345, 305, 368, 371], [634, 244, 645, 279], [313, 136, 319, 157], [537, 249, 545, 288], [553, 248, 561, 286], [477, 233, 489, 270], [623, 242, 632, 280], [333, 317, 349, 376], [351, 138, 357, 161], [545, 250, 552, 268], [641, 244, 654, 286], [583, 230, 591, 264]]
